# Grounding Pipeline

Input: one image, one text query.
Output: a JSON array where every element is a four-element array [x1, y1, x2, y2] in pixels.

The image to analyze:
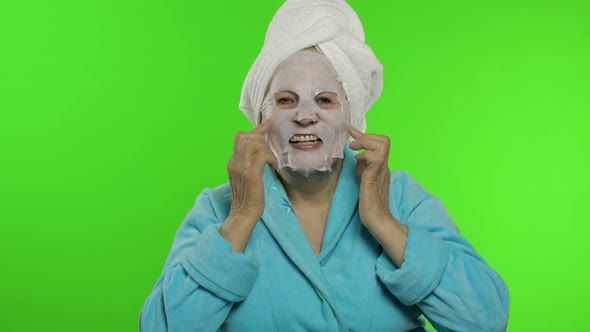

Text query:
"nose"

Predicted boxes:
[[295, 116, 317, 126], [292, 103, 319, 126], [293, 112, 318, 125]]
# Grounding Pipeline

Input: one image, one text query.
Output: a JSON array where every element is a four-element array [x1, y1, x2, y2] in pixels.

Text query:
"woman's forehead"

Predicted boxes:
[[270, 51, 340, 90]]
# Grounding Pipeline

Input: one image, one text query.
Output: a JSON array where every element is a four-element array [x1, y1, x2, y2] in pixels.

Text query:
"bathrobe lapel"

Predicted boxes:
[[318, 147, 360, 265], [260, 146, 359, 331]]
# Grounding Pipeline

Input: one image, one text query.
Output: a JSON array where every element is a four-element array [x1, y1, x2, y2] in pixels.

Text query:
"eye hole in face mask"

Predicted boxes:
[[273, 91, 342, 111], [314, 92, 340, 110], [274, 91, 299, 109]]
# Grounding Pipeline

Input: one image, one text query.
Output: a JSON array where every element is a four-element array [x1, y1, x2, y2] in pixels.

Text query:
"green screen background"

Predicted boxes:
[[1, 0, 588, 331]]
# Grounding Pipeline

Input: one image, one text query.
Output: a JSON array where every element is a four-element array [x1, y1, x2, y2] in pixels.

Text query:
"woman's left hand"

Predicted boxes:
[[348, 126, 408, 267], [347, 126, 393, 227]]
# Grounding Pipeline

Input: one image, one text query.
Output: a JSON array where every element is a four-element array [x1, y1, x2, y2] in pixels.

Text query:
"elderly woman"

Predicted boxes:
[[140, 1, 509, 331]]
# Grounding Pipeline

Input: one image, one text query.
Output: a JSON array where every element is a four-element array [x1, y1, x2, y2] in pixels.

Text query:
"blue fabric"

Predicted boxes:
[[139, 145, 509, 331]]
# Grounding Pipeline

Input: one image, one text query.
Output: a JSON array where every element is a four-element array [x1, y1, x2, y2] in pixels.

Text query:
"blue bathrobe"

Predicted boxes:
[[139, 146, 509, 331]]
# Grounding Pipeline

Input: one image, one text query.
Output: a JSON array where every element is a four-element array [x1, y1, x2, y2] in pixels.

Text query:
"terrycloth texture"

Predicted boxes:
[[139, 146, 510, 331], [239, 0, 383, 132]]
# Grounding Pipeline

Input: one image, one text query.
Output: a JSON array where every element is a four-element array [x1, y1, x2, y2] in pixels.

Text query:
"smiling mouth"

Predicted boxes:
[[289, 134, 322, 145]]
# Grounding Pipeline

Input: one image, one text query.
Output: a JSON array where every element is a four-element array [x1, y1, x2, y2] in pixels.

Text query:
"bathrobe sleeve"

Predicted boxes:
[[375, 172, 509, 332], [139, 188, 259, 332]]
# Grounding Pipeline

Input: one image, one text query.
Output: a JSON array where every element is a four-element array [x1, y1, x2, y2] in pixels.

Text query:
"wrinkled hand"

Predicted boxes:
[[348, 126, 393, 226], [227, 119, 276, 222]]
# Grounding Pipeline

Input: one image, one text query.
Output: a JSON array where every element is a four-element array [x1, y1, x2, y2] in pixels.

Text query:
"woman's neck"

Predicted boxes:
[[277, 159, 343, 207]]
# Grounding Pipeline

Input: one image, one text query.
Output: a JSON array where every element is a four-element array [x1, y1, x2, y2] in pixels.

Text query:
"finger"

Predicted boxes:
[[249, 147, 274, 163], [354, 152, 367, 177], [354, 151, 374, 167], [233, 132, 246, 153], [354, 131, 390, 151], [240, 142, 268, 163], [234, 131, 263, 153], [356, 160, 365, 178], [355, 150, 386, 167], [251, 149, 276, 172], [347, 125, 363, 139], [370, 134, 391, 154], [349, 139, 364, 151], [348, 126, 366, 151], [349, 136, 380, 151], [236, 134, 267, 155], [252, 119, 272, 134], [354, 151, 369, 164], [354, 150, 366, 160], [247, 142, 266, 159]]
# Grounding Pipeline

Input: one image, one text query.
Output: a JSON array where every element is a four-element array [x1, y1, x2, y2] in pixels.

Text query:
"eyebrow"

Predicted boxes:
[[274, 90, 299, 97], [274, 90, 297, 94]]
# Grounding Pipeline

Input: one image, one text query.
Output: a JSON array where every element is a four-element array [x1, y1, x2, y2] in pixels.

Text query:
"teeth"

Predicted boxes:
[[289, 135, 320, 143]]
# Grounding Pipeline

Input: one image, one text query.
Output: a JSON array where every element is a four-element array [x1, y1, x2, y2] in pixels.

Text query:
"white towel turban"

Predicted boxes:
[[239, 0, 383, 132]]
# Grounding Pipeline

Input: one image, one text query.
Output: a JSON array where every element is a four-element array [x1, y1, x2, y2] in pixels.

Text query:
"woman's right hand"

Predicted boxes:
[[221, 120, 276, 252]]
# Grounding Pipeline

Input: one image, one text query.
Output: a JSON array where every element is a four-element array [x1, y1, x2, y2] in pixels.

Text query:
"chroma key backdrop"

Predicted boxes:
[[0, 0, 588, 331]]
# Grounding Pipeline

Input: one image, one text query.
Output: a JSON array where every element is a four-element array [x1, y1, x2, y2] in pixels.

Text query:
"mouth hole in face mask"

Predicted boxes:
[[289, 134, 322, 144]]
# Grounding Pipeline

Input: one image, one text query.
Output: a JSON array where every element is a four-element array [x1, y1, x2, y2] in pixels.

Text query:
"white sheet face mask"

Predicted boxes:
[[261, 50, 350, 175]]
